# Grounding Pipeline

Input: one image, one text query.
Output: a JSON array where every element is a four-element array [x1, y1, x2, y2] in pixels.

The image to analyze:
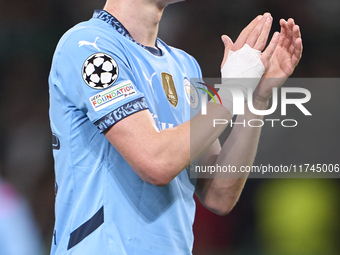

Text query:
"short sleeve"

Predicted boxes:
[[50, 27, 149, 133]]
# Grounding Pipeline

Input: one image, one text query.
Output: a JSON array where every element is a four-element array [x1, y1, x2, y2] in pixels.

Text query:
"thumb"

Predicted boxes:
[[221, 35, 233, 69]]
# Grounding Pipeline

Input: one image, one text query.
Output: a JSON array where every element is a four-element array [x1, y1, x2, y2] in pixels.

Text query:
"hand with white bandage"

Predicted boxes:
[[216, 13, 280, 115], [217, 13, 302, 114]]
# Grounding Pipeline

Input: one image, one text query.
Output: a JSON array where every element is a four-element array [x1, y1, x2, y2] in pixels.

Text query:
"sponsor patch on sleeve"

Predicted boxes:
[[89, 80, 137, 111]]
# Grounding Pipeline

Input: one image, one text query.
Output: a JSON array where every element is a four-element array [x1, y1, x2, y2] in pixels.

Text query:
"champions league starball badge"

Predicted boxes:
[[82, 53, 118, 90]]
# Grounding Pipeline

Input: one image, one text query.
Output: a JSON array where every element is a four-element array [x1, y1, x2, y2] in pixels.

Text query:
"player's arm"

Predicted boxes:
[[104, 14, 276, 187], [105, 102, 231, 186], [195, 99, 267, 215], [104, 14, 275, 187], [195, 18, 303, 215]]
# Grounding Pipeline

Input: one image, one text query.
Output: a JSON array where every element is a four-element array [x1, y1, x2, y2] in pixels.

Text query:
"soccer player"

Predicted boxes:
[[49, 0, 302, 254]]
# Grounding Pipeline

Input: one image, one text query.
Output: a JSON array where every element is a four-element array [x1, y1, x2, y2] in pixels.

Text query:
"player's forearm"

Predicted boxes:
[[106, 102, 231, 187], [189, 102, 232, 162], [147, 102, 231, 186], [197, 97, 268, 214], [216, 97, 268, 172]]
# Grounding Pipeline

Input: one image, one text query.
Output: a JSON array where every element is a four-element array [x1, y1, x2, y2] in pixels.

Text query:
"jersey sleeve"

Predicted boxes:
[[49, 27, 149, 133]]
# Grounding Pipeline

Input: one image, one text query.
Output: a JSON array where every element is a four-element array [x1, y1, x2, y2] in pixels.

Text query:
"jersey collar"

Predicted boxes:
[[93, 10, 162, 56]]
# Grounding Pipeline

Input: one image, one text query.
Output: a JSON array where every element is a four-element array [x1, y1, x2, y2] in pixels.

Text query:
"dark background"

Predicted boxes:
[[0, 0, 339, 254]]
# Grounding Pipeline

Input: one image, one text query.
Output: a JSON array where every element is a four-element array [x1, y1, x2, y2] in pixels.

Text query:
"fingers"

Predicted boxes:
[[280, 18, 295, 51], [233, 15, 262, 50], [291, 25, 302, 66], [279, 18, 303, 67], [220, 35, 234, 69], [233, 13, 273, 52], [292, 36, 303, 67], [261, 32, 280, 67], [247, 13, 273, 51]]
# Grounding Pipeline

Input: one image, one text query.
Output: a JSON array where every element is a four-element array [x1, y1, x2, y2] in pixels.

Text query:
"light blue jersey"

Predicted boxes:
[[49, 10, 204, 255]]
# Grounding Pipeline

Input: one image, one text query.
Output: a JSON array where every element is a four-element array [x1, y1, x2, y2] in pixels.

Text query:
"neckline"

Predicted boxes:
[[93, 9, 163, 56]]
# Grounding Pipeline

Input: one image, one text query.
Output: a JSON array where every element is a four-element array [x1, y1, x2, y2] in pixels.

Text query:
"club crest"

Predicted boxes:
[[183, 78, 199, 108]]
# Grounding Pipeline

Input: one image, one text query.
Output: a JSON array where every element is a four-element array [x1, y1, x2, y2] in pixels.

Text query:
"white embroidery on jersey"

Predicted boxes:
[[143, 71, 156, 93], [79, 37, 101, 51]]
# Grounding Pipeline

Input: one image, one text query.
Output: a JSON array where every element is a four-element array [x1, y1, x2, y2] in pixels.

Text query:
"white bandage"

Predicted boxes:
[[221, 44, 265, 79], [215, 44, 265, 116]]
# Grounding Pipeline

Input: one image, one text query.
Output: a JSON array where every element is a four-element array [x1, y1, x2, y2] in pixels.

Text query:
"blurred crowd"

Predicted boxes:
[[0, 0, 339, 254]]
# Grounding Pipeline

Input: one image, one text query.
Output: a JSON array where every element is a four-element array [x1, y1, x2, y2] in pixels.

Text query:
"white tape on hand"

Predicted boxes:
[[221, 44, 265, 79], [215, 44, 265, 116]]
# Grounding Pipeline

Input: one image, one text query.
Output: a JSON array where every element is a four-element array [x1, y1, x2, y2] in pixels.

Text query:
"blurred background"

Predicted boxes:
[[0, 0, 339, 254]]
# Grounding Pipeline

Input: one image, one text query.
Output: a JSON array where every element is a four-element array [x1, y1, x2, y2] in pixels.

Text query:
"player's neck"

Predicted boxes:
[[104, 0, 165, 48]]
